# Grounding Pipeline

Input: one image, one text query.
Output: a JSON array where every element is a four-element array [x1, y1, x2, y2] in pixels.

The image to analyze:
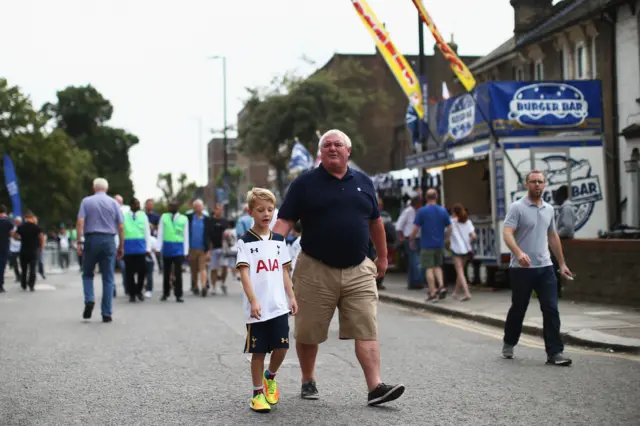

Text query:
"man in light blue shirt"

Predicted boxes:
[[76, 178, 124, 323], [235, 204, 253, 238], [501, 170, 573, 366]]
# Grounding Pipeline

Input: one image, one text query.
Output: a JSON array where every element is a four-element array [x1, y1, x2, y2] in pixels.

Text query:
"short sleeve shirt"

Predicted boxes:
[[236, 230, 292, 324], [504, 197, 556, 268], [414, 204, 452, 250], [277, 165, 380, 268]]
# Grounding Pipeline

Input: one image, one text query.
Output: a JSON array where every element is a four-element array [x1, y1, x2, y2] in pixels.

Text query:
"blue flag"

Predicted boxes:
[[289, 140, 314, 174], [3, 154, 22, 218], [406, 77, 430, 153]]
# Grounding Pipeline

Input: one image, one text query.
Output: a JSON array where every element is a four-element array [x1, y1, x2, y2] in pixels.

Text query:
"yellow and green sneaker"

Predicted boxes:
[[250, 392, 271, 413], [263, 372, 280, 405]]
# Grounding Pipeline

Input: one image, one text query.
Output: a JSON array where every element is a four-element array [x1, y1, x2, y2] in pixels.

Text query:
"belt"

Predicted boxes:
[[85, 232, 115, 236]]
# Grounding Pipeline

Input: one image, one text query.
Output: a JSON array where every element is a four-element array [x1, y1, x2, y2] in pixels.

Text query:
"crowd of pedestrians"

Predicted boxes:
[[0, 128, 578, 414]]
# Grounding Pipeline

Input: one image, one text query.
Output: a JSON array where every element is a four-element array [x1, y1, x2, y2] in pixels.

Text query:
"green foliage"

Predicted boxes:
[[0, 79, 95, 229], [214, 166, 244, 208], [44, 85, 138, 199], [237, 58, 389, 195], [155, 172, 198, 210]]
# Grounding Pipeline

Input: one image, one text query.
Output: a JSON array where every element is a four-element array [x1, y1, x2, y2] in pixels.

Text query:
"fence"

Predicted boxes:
[[41, 243, 81, 275]]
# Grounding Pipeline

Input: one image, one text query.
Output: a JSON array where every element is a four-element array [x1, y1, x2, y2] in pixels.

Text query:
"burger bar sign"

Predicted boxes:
[[508, 83, 590, 127]]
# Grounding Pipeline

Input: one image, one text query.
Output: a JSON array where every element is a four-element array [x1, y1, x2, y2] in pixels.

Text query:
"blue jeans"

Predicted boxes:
[[82, 234, 116, 317], [504, 266, 563, 356], [146, 259, 154, 291], [405, 239, 424, 288]]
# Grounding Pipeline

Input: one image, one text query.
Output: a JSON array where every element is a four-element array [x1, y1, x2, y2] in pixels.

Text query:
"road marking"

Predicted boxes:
[[35, 284, 56, 291], [390, 305, 640, 363]]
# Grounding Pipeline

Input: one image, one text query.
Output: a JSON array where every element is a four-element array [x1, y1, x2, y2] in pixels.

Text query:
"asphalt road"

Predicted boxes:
[[1, 271, 639, 426]]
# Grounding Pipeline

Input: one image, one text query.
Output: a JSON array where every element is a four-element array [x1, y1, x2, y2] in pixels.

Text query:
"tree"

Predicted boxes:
[[155, 172, 198, 210], [44, 85, 138, 198], [0, 79, 95, 228], [237, 59, 388, 196], [214, 166, 244, 209]]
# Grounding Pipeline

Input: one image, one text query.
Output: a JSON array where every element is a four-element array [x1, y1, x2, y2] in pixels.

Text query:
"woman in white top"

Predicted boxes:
[[449, 204, 476, 301]]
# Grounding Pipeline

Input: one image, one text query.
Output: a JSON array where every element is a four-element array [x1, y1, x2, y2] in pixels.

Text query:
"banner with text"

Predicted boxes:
[[351, 0, 424, 118], [437, 81, 603, 145], [410, 0, 477, 92]]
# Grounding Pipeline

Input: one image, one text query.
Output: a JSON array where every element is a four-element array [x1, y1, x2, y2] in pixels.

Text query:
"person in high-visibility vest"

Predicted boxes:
[[123, 198, 152, 302], [157, 200, 189, 303]]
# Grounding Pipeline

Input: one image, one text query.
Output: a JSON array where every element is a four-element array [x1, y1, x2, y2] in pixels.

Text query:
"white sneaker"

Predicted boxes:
[[144, 291, 152, 298]]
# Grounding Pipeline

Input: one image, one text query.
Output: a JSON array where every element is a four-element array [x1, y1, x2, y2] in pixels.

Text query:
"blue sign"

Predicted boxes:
[[405, 148, 448, 168], [406, 76, 430, 153], [494, 151, 506, 219], [3, 154, 22, 218], [216, 188, 227, 205], [436, 84, 491, 145], [436, 81, 603, 145]]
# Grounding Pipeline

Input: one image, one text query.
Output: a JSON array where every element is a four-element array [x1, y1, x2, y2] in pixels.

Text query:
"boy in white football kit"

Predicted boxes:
[[236, 188, 298, 413]]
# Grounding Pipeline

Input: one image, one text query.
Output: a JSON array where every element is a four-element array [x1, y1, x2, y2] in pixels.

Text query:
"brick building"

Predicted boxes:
[[467, 0, 635, 226], [205, 137, 270, 213], [317, 44, 480, 175]]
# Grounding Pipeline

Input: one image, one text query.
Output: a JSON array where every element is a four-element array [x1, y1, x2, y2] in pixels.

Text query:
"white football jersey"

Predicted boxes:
[[236, 229, 292, 324]]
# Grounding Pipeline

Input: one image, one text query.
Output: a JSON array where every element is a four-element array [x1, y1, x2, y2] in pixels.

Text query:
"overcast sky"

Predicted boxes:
[[2, 0, 529, 199]]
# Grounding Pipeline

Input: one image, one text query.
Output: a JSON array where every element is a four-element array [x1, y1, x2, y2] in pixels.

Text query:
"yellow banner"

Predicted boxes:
[[351, 0, 424, 119], [411, 0, 477, 92]]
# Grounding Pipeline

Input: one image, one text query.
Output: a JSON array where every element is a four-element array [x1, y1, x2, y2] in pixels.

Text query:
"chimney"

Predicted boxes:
[[511, 0, 553, 35]]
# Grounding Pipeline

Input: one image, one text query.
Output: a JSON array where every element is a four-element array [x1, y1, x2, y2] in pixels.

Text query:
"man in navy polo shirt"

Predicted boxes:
[[274, 129, 405, 407]]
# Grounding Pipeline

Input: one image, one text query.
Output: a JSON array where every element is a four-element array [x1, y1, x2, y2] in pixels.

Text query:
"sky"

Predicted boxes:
[[1, 0, 522, 199]]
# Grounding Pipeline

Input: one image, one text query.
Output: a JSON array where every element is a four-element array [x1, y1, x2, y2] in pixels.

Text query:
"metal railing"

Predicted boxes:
[[41, 243, 81, 275]]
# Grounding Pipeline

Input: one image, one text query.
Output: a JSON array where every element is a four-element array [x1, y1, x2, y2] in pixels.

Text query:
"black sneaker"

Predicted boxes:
[[546, 352, 572, 366], [438, 287, 448, 300], [137, 293, 144, 302], [0, 287, 5, 293], [176, 297, 184, 303], [129, 295, 136, 303], [301, 380, 319, 400], [102, 316, 112, 323], [160, 295, 168, 302], [367, 383, 405, 406], [83, 301, 95, 319]]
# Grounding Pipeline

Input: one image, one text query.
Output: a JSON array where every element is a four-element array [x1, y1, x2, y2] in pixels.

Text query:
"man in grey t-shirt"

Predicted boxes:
[[501, 169, 573, 366]]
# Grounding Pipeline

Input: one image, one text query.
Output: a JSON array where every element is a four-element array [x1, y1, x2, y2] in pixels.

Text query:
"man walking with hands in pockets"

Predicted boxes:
[[501, 169, 573, 366]]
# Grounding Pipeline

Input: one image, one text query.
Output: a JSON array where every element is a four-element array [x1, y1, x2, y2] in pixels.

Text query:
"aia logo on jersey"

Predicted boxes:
[[256, 259, 279, 273]]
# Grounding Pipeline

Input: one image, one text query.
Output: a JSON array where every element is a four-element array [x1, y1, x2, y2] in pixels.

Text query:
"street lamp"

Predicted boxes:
[[209, 55, 229, 216]]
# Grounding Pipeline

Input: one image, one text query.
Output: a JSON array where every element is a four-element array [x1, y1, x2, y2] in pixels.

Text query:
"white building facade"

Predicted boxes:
[[615, 0, 640, 227]]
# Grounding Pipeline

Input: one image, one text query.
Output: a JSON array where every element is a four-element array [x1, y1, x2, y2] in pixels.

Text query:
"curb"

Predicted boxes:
[[379, 292, 640, 354]]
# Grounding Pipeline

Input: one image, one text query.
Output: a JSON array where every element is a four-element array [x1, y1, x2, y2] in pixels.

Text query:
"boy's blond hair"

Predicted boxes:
[[246, 187, 276, 210]]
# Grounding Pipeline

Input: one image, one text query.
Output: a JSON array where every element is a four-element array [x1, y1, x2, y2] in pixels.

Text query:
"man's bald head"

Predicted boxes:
[[114, 195, 123, 206], [193, 199, 204, 214], [426, 189, 438, 202]]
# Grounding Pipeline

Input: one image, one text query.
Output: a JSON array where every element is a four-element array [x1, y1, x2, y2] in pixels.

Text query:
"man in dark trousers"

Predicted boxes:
[[208, 204, 229, 295], [123, 198, 152, 302], [157, 200, 189, 303], [0, 205, 15, 293], [15, 211, 45, 291]]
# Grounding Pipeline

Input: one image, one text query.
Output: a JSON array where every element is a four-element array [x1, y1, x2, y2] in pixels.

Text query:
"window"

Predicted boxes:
[[591, 36, 597, 78], [575, 42, 587, 79], [514, 66, 525, 81], [534, 59, 544, 80]]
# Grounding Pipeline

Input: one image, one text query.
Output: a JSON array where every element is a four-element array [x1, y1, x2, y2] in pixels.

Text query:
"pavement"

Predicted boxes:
[[1, 270, 640, 425], [379, 273, 640, 353]]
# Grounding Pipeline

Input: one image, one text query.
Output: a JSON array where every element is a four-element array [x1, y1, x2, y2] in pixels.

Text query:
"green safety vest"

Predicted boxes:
[[161, 213, 187, 242], [124, 211, 147, 240]]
